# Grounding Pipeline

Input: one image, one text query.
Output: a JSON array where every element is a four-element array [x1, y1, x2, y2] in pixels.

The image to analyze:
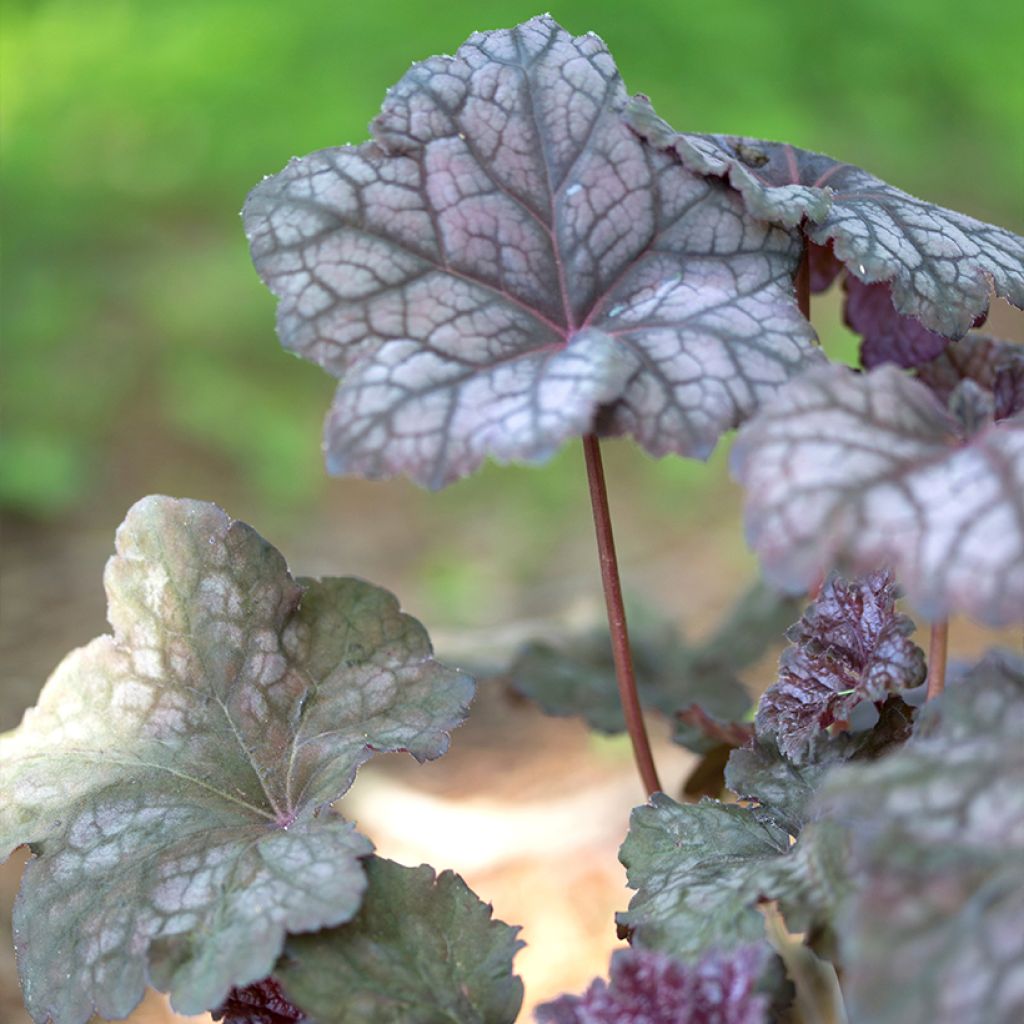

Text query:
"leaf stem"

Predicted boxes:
[[926, 620, 949, 701], [582, 434, 662, 797], [796, 245, 811, 320]]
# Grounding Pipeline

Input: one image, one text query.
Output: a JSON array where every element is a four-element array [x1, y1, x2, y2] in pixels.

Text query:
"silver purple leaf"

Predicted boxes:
[[535, 945, 769, 1024], [819, 652, 1024, 1024], [276, 857, 524, 1024], [244, 16, 820, 488], [626, 97, 1024, 340], [755, 570, 925, 763], [617, 795, 847, 959], [732, 363, 1024, 626], [0, 497, 473, 1024]]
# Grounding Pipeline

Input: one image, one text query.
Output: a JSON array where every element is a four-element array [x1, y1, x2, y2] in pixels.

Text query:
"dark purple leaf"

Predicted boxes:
[[535, 945, 769, 1024], [755, 571, 925, 762], [626, 98, 1024, 339], [213, 978, 306, 1024], [846, 276, 951, 368], [732, 363, 1024, 626], [0, 497, 473, 1024], [917, 333, 1024, 420], [807, 241, 842, 295], [244, 16, 820, 488], [819, 652, 1024, 1024]]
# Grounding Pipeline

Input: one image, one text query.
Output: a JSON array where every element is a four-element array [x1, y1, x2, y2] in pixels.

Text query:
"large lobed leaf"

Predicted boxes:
[[820, 652, 1024, 1024], [276, 857, 524, 1024], [244, 15, 820, 488], [506, 580, 799, 752], [627, 98, 1024, 340], [0, 497, 473, 1024], [732, 363, 1024, 625], [535, 945, 769, 1024], [616, 795, 847, 960], [755, 570, 925, 762]]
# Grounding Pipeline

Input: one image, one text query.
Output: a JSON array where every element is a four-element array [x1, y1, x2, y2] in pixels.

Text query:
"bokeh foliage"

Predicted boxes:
[[2, 0, 1021, 517]]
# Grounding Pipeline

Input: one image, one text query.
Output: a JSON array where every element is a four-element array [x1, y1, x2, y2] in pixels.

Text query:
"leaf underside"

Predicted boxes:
[[732, 363, 1024, 625], [244, 15, 820, 488], [820, 652, 1024, 1024], [277, 857, 524, 1024], [626, 97, 1024, 340], [0, 496, 473, 1024]]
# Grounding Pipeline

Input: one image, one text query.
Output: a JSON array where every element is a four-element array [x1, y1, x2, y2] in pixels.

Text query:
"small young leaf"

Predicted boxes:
[[244, 16, 820, 488], [213, 978, 306, 1024], [276, 857, 524, 1024], [819, 652, 1024, 1024], [0, 497, 473, 1024], [626, 99, 1024, 339], [732, 363, 1024, 626], [506, 581, 799, 752], [755, 570, 925, 762], [535, 945, 769, 1024], [617, 795, 847, 959], [916, 333, 1024, 420]]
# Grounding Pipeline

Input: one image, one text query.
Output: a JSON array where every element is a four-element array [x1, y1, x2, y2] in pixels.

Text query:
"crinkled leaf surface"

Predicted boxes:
[[276, 857, 524, 1024], [819, 652, 1024, 1024], [506, 581, 798, 752], [213, 978, 306, 1024], [755, 570, 924, 762], [732, 363, 1024, 625], [617, 795, 847, 959], [626, 98, 1024, 339], [0, 497, 473, 1023], [244, 16, 820, 488], [535, 945, 769, 1024], [917, 333, 1024, 420], [726, 697, 915, 836]]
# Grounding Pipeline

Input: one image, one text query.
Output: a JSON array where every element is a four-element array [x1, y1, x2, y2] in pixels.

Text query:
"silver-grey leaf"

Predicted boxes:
[[731, 363, 1024, 626], [244, 16, 820, 488], [626, 97, 1024, 339]]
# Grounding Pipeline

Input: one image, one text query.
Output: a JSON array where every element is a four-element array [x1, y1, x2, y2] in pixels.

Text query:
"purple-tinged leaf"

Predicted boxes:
[[276, 857, 524, 1024], [213, 978, 306, 1024], [917, 333, 1024, 420], [819, 652, 1024, 1024], [617, 795, 847, 959], [0, 497, 473, 1024], [244, 16, 820, 488], [506, 581, 798, 753], [732, 363, 1024, 626], [807, 241, 842, 295], [535, 945, 769, 1024], [846, 276, 952, 369], [755, 571, 925, 763], [726, 697, 914, 836], [626, 98, 1024, 339]]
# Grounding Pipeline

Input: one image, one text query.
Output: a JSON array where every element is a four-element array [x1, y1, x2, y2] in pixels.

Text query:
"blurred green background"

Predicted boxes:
[[1, 2, 1022, 1019]]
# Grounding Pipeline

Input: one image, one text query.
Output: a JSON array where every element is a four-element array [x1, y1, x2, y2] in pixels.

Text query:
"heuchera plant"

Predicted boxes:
[[4, 14, 1024, 1024]]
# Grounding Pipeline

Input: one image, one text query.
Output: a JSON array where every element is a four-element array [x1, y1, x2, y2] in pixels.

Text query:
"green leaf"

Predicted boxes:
[[617, 795, 847, 959], [819, 651, 1024, 1024], [277, 857, 524, 1024], [0, 497, 474, 1024], [506, 581, 799, 752]]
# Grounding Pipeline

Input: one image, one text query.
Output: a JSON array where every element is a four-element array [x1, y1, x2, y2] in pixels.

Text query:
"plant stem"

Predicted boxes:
[[796, 245, 811, 320], [582, 434, 662, 797], [926, 620, 949, 701]]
